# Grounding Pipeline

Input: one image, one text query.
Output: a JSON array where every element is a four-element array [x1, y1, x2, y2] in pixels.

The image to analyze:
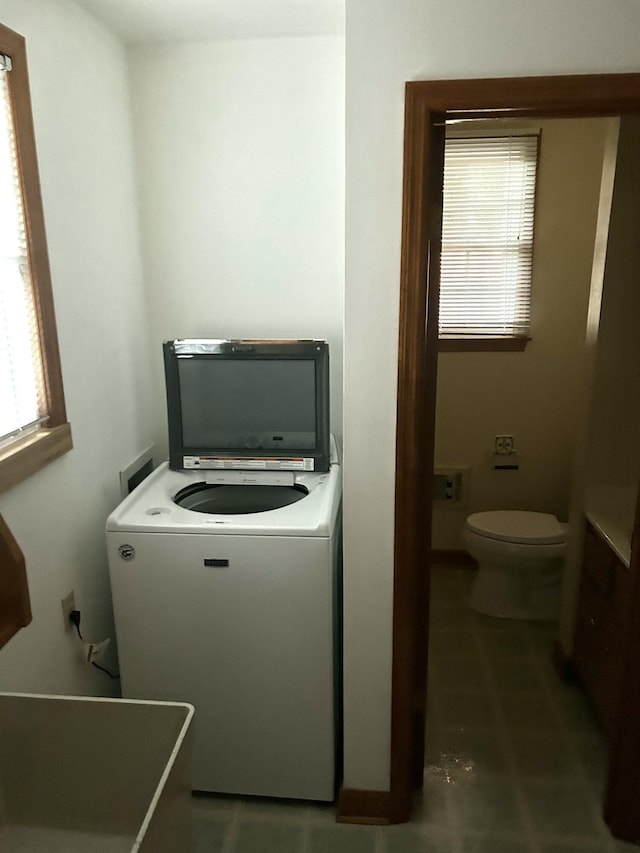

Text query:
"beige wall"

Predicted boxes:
[[559, 116, 640, 653], [586, 116, 640, 496], [432, 118, 610, 550]]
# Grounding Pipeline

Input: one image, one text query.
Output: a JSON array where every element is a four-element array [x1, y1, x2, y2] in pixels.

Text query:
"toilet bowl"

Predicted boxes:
[[463, 510, 567, 620]]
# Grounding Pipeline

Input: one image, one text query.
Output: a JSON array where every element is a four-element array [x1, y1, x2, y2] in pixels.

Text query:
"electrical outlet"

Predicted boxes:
[[61, 590, 75, 632], [495, 435, 514, 454], [85, 638, 110, 663]]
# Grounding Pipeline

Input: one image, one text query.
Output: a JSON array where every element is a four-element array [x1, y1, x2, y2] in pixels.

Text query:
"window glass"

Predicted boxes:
[[0, 60, 46, 445], [0, 24, 71, 494]]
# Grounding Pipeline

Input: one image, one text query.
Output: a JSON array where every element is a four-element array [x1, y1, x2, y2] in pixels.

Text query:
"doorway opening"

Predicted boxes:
[[390, 73, 640, 843]]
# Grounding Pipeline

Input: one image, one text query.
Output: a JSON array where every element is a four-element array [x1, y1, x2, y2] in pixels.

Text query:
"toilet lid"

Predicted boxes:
[[466, 510, 567, 544]]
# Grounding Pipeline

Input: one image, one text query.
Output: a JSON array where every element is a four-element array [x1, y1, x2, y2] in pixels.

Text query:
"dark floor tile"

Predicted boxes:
[[194, 816, 229, 852], [470, 611, 527, 635], [306, 800, 341, 826], [429, 627, 479, 658], [412, 774, 452, 829], [192, 791, 239, 817], [435, 727, 510, 777], [478, 630, 531, 661], [425, 566, 611, 851], [461, 834, 531, 853], [239, 796, 312, 822], [438, 690, 498, 728], [383, 824, 450, 853], [524, 619, 559, 639], [529, 649, 566, 690], [490, 658, 543, 693], [432, 657, 488, 691], [498, 692, 559, 732], [612, 840, 640, 852], [430, 598, 475, 628], [572, 732, 609, 792], [232, 820, 303, 853], [509, 733, 581, 778], [308, 825, 377, 853], [553, 684, 602, 734], [449, 777, 524, 833], [430, 583, 472, 607], [425, 730, 473, 780], [522, 780, 606, 837]]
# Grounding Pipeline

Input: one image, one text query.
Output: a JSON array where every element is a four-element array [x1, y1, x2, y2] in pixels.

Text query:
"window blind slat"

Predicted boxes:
[[0, 66, 46, 439], [439, 134, 538, 338]]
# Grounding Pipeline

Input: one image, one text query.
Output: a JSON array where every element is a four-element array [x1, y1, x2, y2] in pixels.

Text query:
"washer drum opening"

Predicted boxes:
[[173, 483, 309, 515]]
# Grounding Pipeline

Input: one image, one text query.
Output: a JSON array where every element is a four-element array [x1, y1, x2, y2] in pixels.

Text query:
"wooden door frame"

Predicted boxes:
[[391, 72, 640, 829]]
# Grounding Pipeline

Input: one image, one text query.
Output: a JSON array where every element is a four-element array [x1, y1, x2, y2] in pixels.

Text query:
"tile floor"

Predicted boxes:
[[192, 564, 638, 852]]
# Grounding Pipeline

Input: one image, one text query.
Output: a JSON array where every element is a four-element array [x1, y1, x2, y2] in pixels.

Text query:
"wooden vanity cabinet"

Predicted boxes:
[[573, 520, 632, 736]]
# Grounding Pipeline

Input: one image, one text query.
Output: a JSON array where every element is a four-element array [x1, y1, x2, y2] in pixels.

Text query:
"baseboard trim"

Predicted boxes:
[[431, 549, 477, 568], [336, 788, 392, 825]]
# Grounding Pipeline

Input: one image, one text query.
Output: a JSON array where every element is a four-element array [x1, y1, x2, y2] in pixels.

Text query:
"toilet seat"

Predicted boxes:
[[466, 511, 566, 545]]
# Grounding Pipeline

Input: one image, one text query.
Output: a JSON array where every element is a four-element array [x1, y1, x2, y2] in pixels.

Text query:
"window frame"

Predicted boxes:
[[438, 128, 539, 352], [0, 22, 71, 494]]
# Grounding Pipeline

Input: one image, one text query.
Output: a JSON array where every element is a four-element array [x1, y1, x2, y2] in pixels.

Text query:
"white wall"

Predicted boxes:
[[127, 36, 345, 455], [4, 0, 640, 802], [345, 0, 640, 791], [0, 0, 154, 693]]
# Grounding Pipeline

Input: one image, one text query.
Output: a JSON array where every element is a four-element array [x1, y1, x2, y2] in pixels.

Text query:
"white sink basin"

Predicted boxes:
[[0, 693, 194, 852]]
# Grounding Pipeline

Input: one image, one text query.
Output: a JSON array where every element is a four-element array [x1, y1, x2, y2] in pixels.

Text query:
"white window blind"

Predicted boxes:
[[439, 134, 539, 338], [0, 59, 46, 444]]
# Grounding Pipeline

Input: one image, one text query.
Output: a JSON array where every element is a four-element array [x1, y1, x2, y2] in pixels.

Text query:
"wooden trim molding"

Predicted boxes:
[[0, 513, 31, 650], [439, 337, 530, 352], [0, 424, 73, 496], [391, 72, 640, 831], [391, 88, 445, 822], [336, 788, 392, 825], [604, 487, 640, 841], [0, 24, 68, 430], [405, 74, 640, 119], [0, 23, 71, 494]]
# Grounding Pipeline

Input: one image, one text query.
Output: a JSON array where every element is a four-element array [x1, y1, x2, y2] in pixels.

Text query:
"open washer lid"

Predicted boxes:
[[466, 510, 567, 544]]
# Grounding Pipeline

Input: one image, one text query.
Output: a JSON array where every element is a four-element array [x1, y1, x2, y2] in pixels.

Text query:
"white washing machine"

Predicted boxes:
[[106, 441, 341, 801]]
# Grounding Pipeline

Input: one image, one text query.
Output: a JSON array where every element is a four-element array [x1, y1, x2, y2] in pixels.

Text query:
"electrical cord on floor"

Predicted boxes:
[[69, 610, 120, 679]]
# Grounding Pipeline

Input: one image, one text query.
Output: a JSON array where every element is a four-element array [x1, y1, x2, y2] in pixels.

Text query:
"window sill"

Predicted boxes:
[[0, 423, 73, 495], [438, 337, 530, 352]]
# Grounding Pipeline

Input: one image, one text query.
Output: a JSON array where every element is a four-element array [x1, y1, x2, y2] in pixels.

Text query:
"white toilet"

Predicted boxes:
[[463, 510, 567, 620]]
